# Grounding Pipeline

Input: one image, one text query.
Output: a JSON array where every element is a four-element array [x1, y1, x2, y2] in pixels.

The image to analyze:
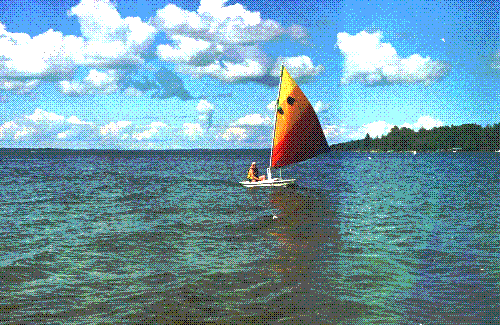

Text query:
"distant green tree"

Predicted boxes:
[[329, 121, 500, 152], [364, 133, 371, 149]]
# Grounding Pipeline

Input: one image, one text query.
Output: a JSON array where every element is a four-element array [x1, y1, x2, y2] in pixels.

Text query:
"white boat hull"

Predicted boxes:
[[240, 178, 296, 187]]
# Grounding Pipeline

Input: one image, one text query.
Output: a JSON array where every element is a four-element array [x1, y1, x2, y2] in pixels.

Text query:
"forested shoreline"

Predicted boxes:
[[331, 123, 500, 152]]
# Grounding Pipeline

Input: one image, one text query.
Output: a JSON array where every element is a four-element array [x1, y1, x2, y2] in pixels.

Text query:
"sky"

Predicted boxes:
[[0, 0, 498, 149]]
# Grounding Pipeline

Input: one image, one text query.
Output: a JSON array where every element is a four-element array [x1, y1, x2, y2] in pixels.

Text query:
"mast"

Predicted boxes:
[[269, 65, 284, 171]]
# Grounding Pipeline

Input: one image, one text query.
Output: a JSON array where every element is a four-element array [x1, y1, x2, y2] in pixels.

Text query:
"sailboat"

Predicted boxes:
[[240, 65, 330, 187]]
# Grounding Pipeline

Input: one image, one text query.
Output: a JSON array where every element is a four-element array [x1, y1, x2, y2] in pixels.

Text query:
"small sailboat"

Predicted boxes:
[[240, 65, 330, 187]]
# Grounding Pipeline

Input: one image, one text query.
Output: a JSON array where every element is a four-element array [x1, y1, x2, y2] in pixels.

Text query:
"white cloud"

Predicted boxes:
[[183, 122, 204, 139], [220, 126, 248, 141], [68, 0, 155, 67], [196, 100, 215, 126], [100, 121, 132, 136], [59, 69, 119, 96], [57, 130, 70, 139], [122, 86, 143, 97], [0, 121, 18, 138], [176, 55, 322, 84], [177, 58, 267, 83], [234, 113, 272, 126], [196, 100, 215, 113], [152, 1, 317, 85], [412, 116, 443, 130], [26, 108, 64, 123], [337, 31, 450, 86], [132, 121, 169, 140], [152, 0, 285, 45], [323, 124, 346, 140], [67, 115, 91, 125], [157, 35, 223, 66], [313, 101, 330, 113], [267, 100, 277, 111], [271, 56, 324, 80], [14, 126, 34, 139], [350, 120, 395, 139], [0, 109, 98, 144], [0, 79, 41, 94], [0, 0, 317, 99], [0, 15, 191, 100], [122, 66, 193, 100], [0, 109, 174, 147], [0, 26, 78, 80], [0, 0, 157, 93], [349, 116, 444, 140], [491, 52, 500, 69]]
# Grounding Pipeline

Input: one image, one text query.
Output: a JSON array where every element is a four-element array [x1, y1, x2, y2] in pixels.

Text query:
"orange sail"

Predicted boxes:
[[270, 66, 329, 168]]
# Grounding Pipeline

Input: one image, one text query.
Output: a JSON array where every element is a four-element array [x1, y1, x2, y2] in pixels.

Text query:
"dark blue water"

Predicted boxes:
[[0, 149, 499, 324]]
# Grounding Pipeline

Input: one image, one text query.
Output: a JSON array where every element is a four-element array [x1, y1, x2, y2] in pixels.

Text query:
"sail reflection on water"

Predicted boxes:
[[238, 187, 367, 323]]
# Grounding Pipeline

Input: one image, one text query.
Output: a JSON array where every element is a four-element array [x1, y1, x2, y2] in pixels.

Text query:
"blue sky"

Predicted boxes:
[[0, 0, 498, 149]]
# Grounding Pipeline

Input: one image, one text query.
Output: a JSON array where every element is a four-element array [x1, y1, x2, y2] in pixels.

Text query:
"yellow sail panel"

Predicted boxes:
[[271, 66, 329, 168]]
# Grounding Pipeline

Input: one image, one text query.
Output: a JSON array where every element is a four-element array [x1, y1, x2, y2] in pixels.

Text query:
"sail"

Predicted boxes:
[[271, 66, 329, 168]]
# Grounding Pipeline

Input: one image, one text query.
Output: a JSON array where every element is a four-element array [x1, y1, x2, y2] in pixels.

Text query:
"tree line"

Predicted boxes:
[[330, 123, 500, 152]]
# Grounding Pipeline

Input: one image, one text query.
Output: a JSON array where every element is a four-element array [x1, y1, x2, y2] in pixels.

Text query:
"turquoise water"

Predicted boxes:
[[0, 149, 499, 324]]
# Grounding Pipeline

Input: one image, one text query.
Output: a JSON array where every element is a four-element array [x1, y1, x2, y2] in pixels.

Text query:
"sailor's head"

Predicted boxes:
[[251, 162, 256, 167]]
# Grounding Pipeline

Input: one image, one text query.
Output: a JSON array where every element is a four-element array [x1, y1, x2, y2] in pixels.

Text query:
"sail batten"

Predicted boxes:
[[270, 66, 329, 169]]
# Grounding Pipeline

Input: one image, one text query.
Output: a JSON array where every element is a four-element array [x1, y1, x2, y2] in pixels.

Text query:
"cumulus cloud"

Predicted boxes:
[[0, 79, 41, 94], [218, 113, 273, 145], [0, 121, 18, 138], [152, 1, 319, 85], [491, 52, 500, 70], [349, 120, 394, 139], [270, 56, 323, 81], [337, 31, 450, 86], [220, 126, 248, 141], [0, 23, 78, 80], [183, 122, 204, 139], [313, 101, 330, 113], [157, 36, 223, 66], [132, 121, 169, 140], [58, 65, 193, 100], [176, 55, 322, 85], [196, 100, 215, 127], [0, 108, 186, 148], [323, 124, 347, 141], [14, 126, 34, 139], [100, 121, 132, 136], [0, 0, 318, 100], [176, 58, 266, 83], [122, 66, 193, 100], [349, 116, 444, 140], [0, 1, 193, 100], [67, 115, 92, 125], [68, 0, 156, 67], [59, 69, 120, 96], [0, 108, 97, 144], [267, 100, 277, 111], [151, 0, 287, 45], [401, 116, 443, 130], [26, 108, 64, 123], [234, 114, 272, 126]]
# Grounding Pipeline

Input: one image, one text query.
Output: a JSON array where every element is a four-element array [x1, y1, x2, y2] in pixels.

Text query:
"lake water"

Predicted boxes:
[[0, 149, 499, 324]]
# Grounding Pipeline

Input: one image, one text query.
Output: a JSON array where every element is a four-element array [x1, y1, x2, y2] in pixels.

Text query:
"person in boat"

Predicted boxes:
[[247, 162, 266, 182]]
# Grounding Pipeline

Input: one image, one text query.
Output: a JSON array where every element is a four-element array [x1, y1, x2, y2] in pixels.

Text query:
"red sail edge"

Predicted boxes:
[[270, 66, 329, 169], [271, 103, 329, 168]]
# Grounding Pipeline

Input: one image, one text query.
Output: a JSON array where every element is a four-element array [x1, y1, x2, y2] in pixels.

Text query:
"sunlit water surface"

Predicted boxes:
[[0, 149, 499, 324]]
